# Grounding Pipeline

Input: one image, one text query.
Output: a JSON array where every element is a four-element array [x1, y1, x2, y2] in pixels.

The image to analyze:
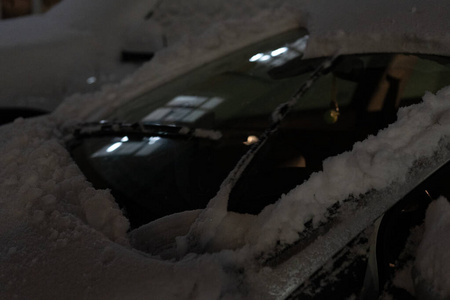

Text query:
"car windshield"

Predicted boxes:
[[70, 29, 450, 229], [109, 29, 311, 129]]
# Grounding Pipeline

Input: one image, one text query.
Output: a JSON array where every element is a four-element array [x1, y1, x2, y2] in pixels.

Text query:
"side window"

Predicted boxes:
[[400, 55, 450, 107]]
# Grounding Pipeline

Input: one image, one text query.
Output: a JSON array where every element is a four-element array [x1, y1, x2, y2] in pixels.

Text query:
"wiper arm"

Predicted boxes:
[[180, 53, 341, 255], [73, 121, 222, 141], [227, 53, 340, 189]]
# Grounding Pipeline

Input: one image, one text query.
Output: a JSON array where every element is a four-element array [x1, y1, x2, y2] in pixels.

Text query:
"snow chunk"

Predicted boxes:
[[0, 117, 236, 300], [414, 197, 450, 299], [0, 116, 129, 244]]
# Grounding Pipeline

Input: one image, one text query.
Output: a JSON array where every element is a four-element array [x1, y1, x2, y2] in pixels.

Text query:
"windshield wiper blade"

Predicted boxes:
[[73, 121, 222, 141], [226, 53, 340, 189], [179, 53, 341, 256]]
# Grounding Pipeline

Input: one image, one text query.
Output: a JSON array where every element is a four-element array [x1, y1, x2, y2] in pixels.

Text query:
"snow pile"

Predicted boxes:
[[0, 116, 129, 245], [0, 116, 236, 300], [414, 197, 450, 299]]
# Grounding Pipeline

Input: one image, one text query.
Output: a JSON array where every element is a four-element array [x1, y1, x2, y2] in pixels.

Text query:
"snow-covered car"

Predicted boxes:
[[67, 28, 450, 298], [3, 2, 450, 298]]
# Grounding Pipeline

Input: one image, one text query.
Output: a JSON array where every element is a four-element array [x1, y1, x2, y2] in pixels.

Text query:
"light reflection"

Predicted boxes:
[[142, 108, 171, 122], [248, 35, 309, 66], [271, 47, 288, 57], [135, 137, 163, 156], [182, 110, 206, 123], [92, 137, 165, 158], [168, 95, 208, 107], [244, 135, 259, 145], [163, 107, 192, 122], [291, 35, 309, 52], [106, 142, 122, 153], [249, 53, 264, 62], [86, 76, 97, 84], [260, 55, 271, 61], [141, 95, 224, 125], [200, 97, 223, 109], [148, 137, 160, 144]]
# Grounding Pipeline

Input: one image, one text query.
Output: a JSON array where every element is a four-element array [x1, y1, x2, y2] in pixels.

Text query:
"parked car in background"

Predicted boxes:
[[0, 0, 166, 124], [68, 27, 450, 298]]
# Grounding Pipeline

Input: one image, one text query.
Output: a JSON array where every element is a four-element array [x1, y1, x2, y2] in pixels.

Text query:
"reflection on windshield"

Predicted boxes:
[[248, 34, 309, 67], [109, 29, 311, 125], [244, 135, 259, 145], [138, 34, 309, 126], [92, 136, 163, 157], [142, 95, 224, 124]]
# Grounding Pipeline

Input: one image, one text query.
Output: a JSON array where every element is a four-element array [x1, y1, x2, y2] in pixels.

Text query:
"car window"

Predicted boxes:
[[111, 52, 450, 131], [110, 29, 311, 128]]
